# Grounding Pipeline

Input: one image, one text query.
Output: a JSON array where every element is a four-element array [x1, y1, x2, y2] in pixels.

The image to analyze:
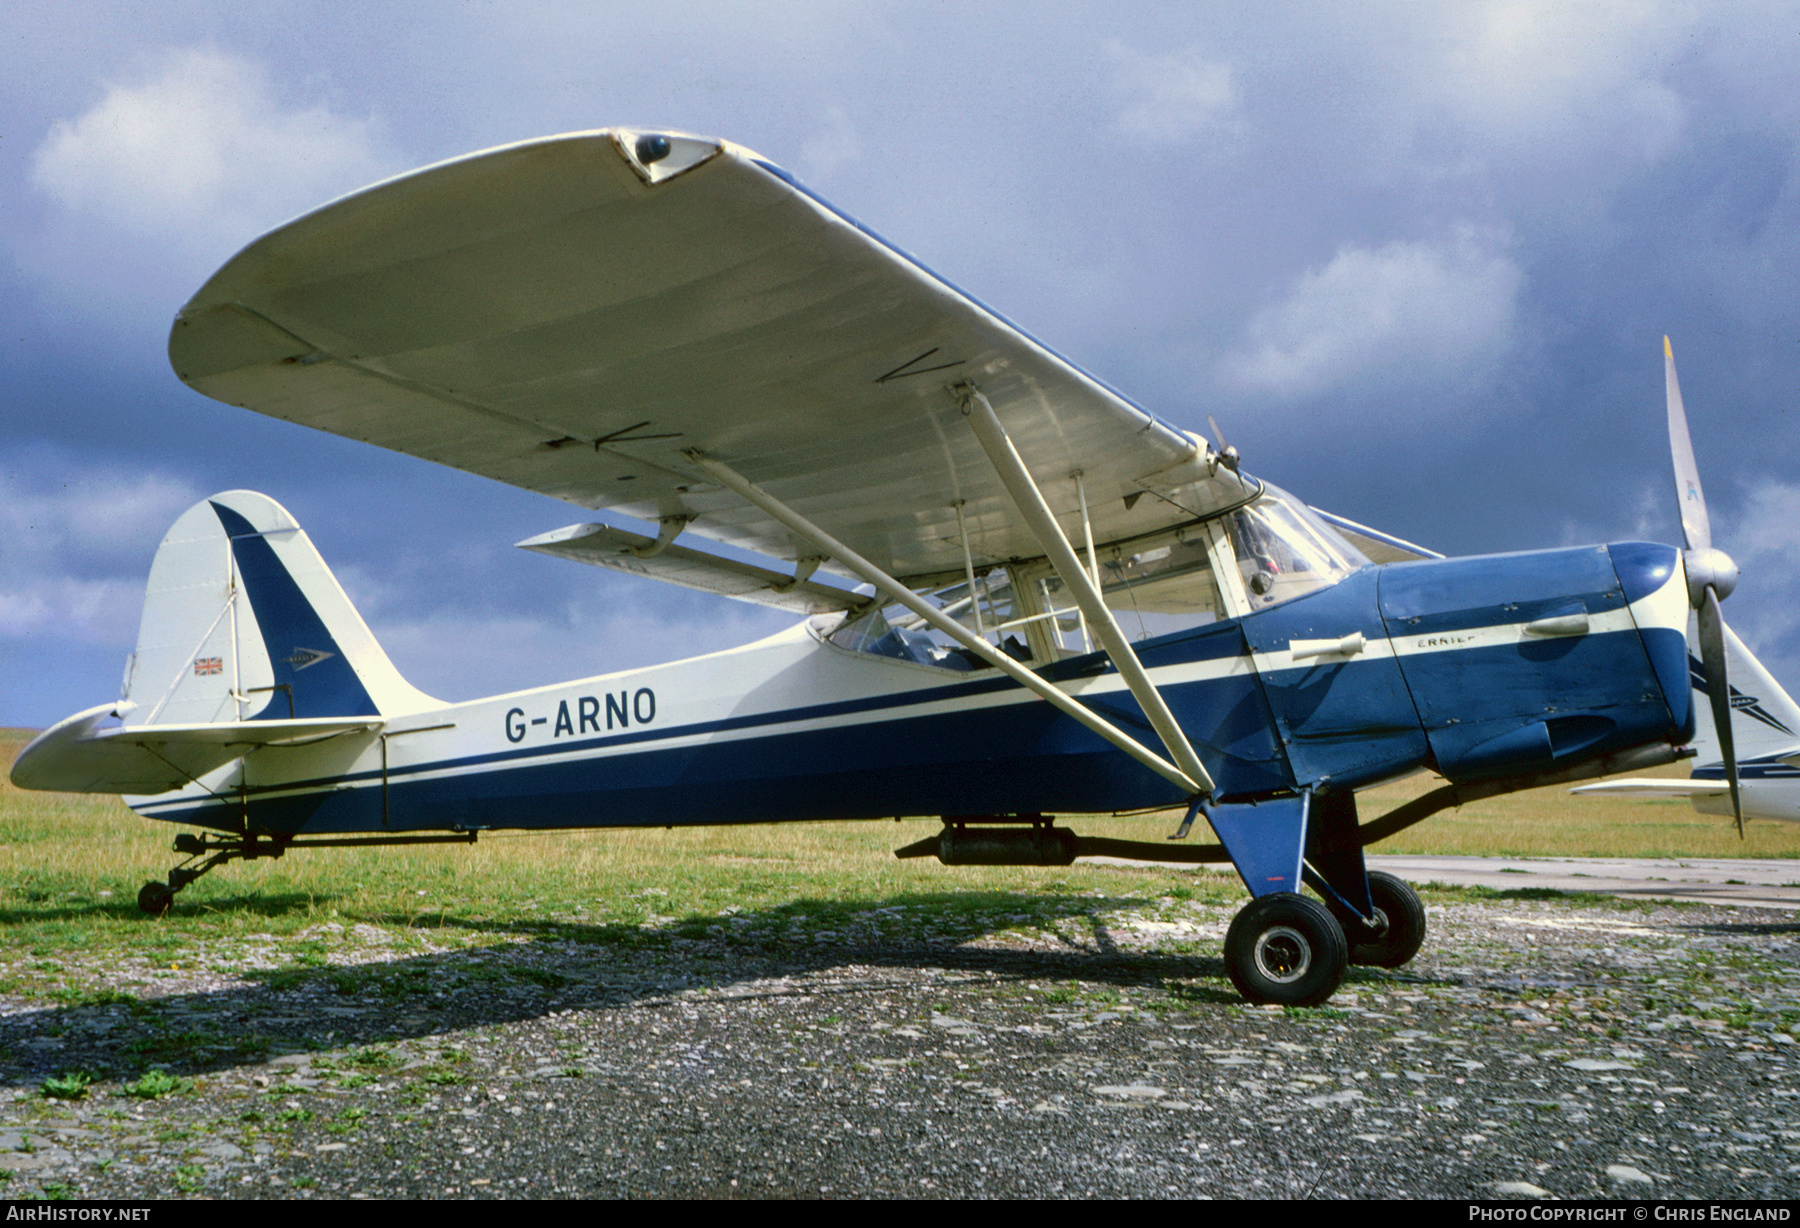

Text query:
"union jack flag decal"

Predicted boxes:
[[193, 657, 223, 676]]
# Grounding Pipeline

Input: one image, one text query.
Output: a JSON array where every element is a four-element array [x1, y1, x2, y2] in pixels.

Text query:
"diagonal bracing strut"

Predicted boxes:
[[956, 385, 1215, 795], [685, 450, 1209, 796]]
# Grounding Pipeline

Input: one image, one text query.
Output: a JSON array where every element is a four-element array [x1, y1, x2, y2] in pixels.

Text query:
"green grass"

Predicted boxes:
[[123, 1069, 191, 1099], [0, 731, 1235, 970], [39, 1065, 90, 1094], [39, 1071, 92, 1100], [1356, 763, 1800, 859]]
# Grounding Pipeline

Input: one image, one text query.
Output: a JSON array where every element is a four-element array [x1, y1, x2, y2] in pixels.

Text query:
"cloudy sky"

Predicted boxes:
[[5, 2, 1799, 727]]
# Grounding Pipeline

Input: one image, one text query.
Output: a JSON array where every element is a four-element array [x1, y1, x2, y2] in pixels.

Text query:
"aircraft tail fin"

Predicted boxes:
[[10, 491, 439, 793], [118, 490, 436, 727], [1689, 621, 1800, 770]]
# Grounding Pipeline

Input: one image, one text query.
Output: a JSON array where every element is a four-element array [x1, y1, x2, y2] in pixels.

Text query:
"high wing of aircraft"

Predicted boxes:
[[12, 129, 1737, 1007], [1573, 621, 1800, 823]]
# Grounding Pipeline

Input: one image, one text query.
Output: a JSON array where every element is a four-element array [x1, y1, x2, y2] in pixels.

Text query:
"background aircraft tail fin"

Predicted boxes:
[[1688, 621, 1800, 769], [120, 490, 437, 727]]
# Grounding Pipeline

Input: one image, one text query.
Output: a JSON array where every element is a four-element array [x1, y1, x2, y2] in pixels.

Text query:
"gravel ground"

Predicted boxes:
[[2, 888, 1797, 1200]]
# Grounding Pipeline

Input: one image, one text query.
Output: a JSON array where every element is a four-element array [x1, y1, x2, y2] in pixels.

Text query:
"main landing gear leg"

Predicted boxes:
[[1303, 791, 1426, 968], [1205, 793, 1349, 1006]]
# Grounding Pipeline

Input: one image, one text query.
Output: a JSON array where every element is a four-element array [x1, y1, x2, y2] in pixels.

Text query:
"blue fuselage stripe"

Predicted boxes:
[[152, 620, 1258, 799], [134, 542, 1687, 836]]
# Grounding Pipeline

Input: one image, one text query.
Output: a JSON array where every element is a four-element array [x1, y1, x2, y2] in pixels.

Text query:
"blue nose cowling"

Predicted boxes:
[[1376, 542, 1688, 785], [1607, 540, 1694, 743]]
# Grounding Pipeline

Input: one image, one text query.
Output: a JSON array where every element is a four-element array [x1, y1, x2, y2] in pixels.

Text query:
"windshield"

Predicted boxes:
[[1225, 490, 1368, 609]]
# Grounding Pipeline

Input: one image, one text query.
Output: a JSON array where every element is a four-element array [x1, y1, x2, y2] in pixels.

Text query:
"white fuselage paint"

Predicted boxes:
[[131, 582, 1677, 824]]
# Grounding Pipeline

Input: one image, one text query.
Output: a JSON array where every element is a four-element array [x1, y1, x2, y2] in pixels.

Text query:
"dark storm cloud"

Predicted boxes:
[[4, 1, 1798, 725]]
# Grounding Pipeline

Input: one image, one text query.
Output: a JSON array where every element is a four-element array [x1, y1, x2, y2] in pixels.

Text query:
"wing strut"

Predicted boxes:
[[957, 386, 1216, 796], [685, 451, 1209, 797]]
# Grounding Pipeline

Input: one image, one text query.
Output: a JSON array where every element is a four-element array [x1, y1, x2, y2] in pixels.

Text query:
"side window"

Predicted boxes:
[[1022, 530, 1223, 653], [823, 511, 1278, 668], [825, 568, 1033, 670], [1096, 534, 1224, 641]]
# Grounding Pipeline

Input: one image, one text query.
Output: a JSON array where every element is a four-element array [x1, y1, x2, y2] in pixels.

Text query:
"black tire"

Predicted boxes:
[[1224, 892, 1347, 1006], [1347, 871, 1426, 968], [137, 881, 174, 916]]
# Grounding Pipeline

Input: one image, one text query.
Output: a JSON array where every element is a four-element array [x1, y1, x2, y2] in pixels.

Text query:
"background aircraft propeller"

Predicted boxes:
[[1207, 414, 1245, 492], [1666, 337, 1744, 835]]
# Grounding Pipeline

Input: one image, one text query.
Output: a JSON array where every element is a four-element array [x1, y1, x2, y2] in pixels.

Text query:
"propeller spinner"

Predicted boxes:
[[1665, 337, 1744, 834]]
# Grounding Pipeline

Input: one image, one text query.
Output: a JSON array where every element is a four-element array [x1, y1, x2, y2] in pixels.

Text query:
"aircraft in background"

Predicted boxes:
[[1574, 622, 1799, 824], [9, 130, 1744, 1005]]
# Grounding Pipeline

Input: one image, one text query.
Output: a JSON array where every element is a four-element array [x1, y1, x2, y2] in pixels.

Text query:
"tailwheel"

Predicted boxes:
[[137, 881, 175, 916], [1345, 871, 1425, 968], [1224, 892, 1347, 1006], [136, 831, 473, 919]]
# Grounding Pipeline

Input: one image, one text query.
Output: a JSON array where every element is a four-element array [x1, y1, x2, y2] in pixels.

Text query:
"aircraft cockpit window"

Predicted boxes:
[[1225, 492, 1368, 609], [825, 568, 1030, 671], [1031, 531, 1224, 649], [825, 491, 1365, 669]]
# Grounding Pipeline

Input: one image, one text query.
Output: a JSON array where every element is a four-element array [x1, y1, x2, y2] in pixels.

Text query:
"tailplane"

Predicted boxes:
[[11, 491, 435, 793]]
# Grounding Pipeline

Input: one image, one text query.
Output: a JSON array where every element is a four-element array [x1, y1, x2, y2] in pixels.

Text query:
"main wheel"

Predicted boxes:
[[137, 881, 174, 916], [1224, 892, 1347, 1006], [1347, 871, 1425, 968]]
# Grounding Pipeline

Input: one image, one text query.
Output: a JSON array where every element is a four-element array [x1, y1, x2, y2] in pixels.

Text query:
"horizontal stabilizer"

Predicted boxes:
[[1574, 771, 1800, 822], [10, 703, 381, 795], [518, 522, 866, 615]]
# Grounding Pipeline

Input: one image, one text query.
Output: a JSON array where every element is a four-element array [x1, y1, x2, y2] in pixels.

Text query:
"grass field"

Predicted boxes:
[[3, 726, 1796, 993], [1357, 760, 1800, 859], [0, 729, 1237, 983]]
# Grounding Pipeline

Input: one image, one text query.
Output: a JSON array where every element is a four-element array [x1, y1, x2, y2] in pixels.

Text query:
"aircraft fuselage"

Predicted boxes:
[[128, 541, 1693, 839]]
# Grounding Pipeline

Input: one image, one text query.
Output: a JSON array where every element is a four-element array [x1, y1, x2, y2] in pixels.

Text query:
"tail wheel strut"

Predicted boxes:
[[136, 830, 479, 915], [137, 832, 290, 915]]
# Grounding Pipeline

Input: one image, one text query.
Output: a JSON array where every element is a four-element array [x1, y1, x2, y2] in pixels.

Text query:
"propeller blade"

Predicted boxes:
[[1666, 336, 1712, 554], [1696, 587, 1744, 837], [1206, 414, 1246, 492]]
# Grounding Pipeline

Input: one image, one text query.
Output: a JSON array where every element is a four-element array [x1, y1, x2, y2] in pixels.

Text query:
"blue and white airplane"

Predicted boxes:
[[9, 130, 1739, 1005], [1574, 622, 1800, 825]]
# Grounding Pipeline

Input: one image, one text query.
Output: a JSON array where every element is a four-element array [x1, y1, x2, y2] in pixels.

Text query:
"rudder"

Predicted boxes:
[[121, 491, 435, 726]]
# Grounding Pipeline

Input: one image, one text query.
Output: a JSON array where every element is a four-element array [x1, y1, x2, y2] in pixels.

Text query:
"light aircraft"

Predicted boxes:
[[1573, 622, 1800, 824], [9, 129, 1745, 1006]]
